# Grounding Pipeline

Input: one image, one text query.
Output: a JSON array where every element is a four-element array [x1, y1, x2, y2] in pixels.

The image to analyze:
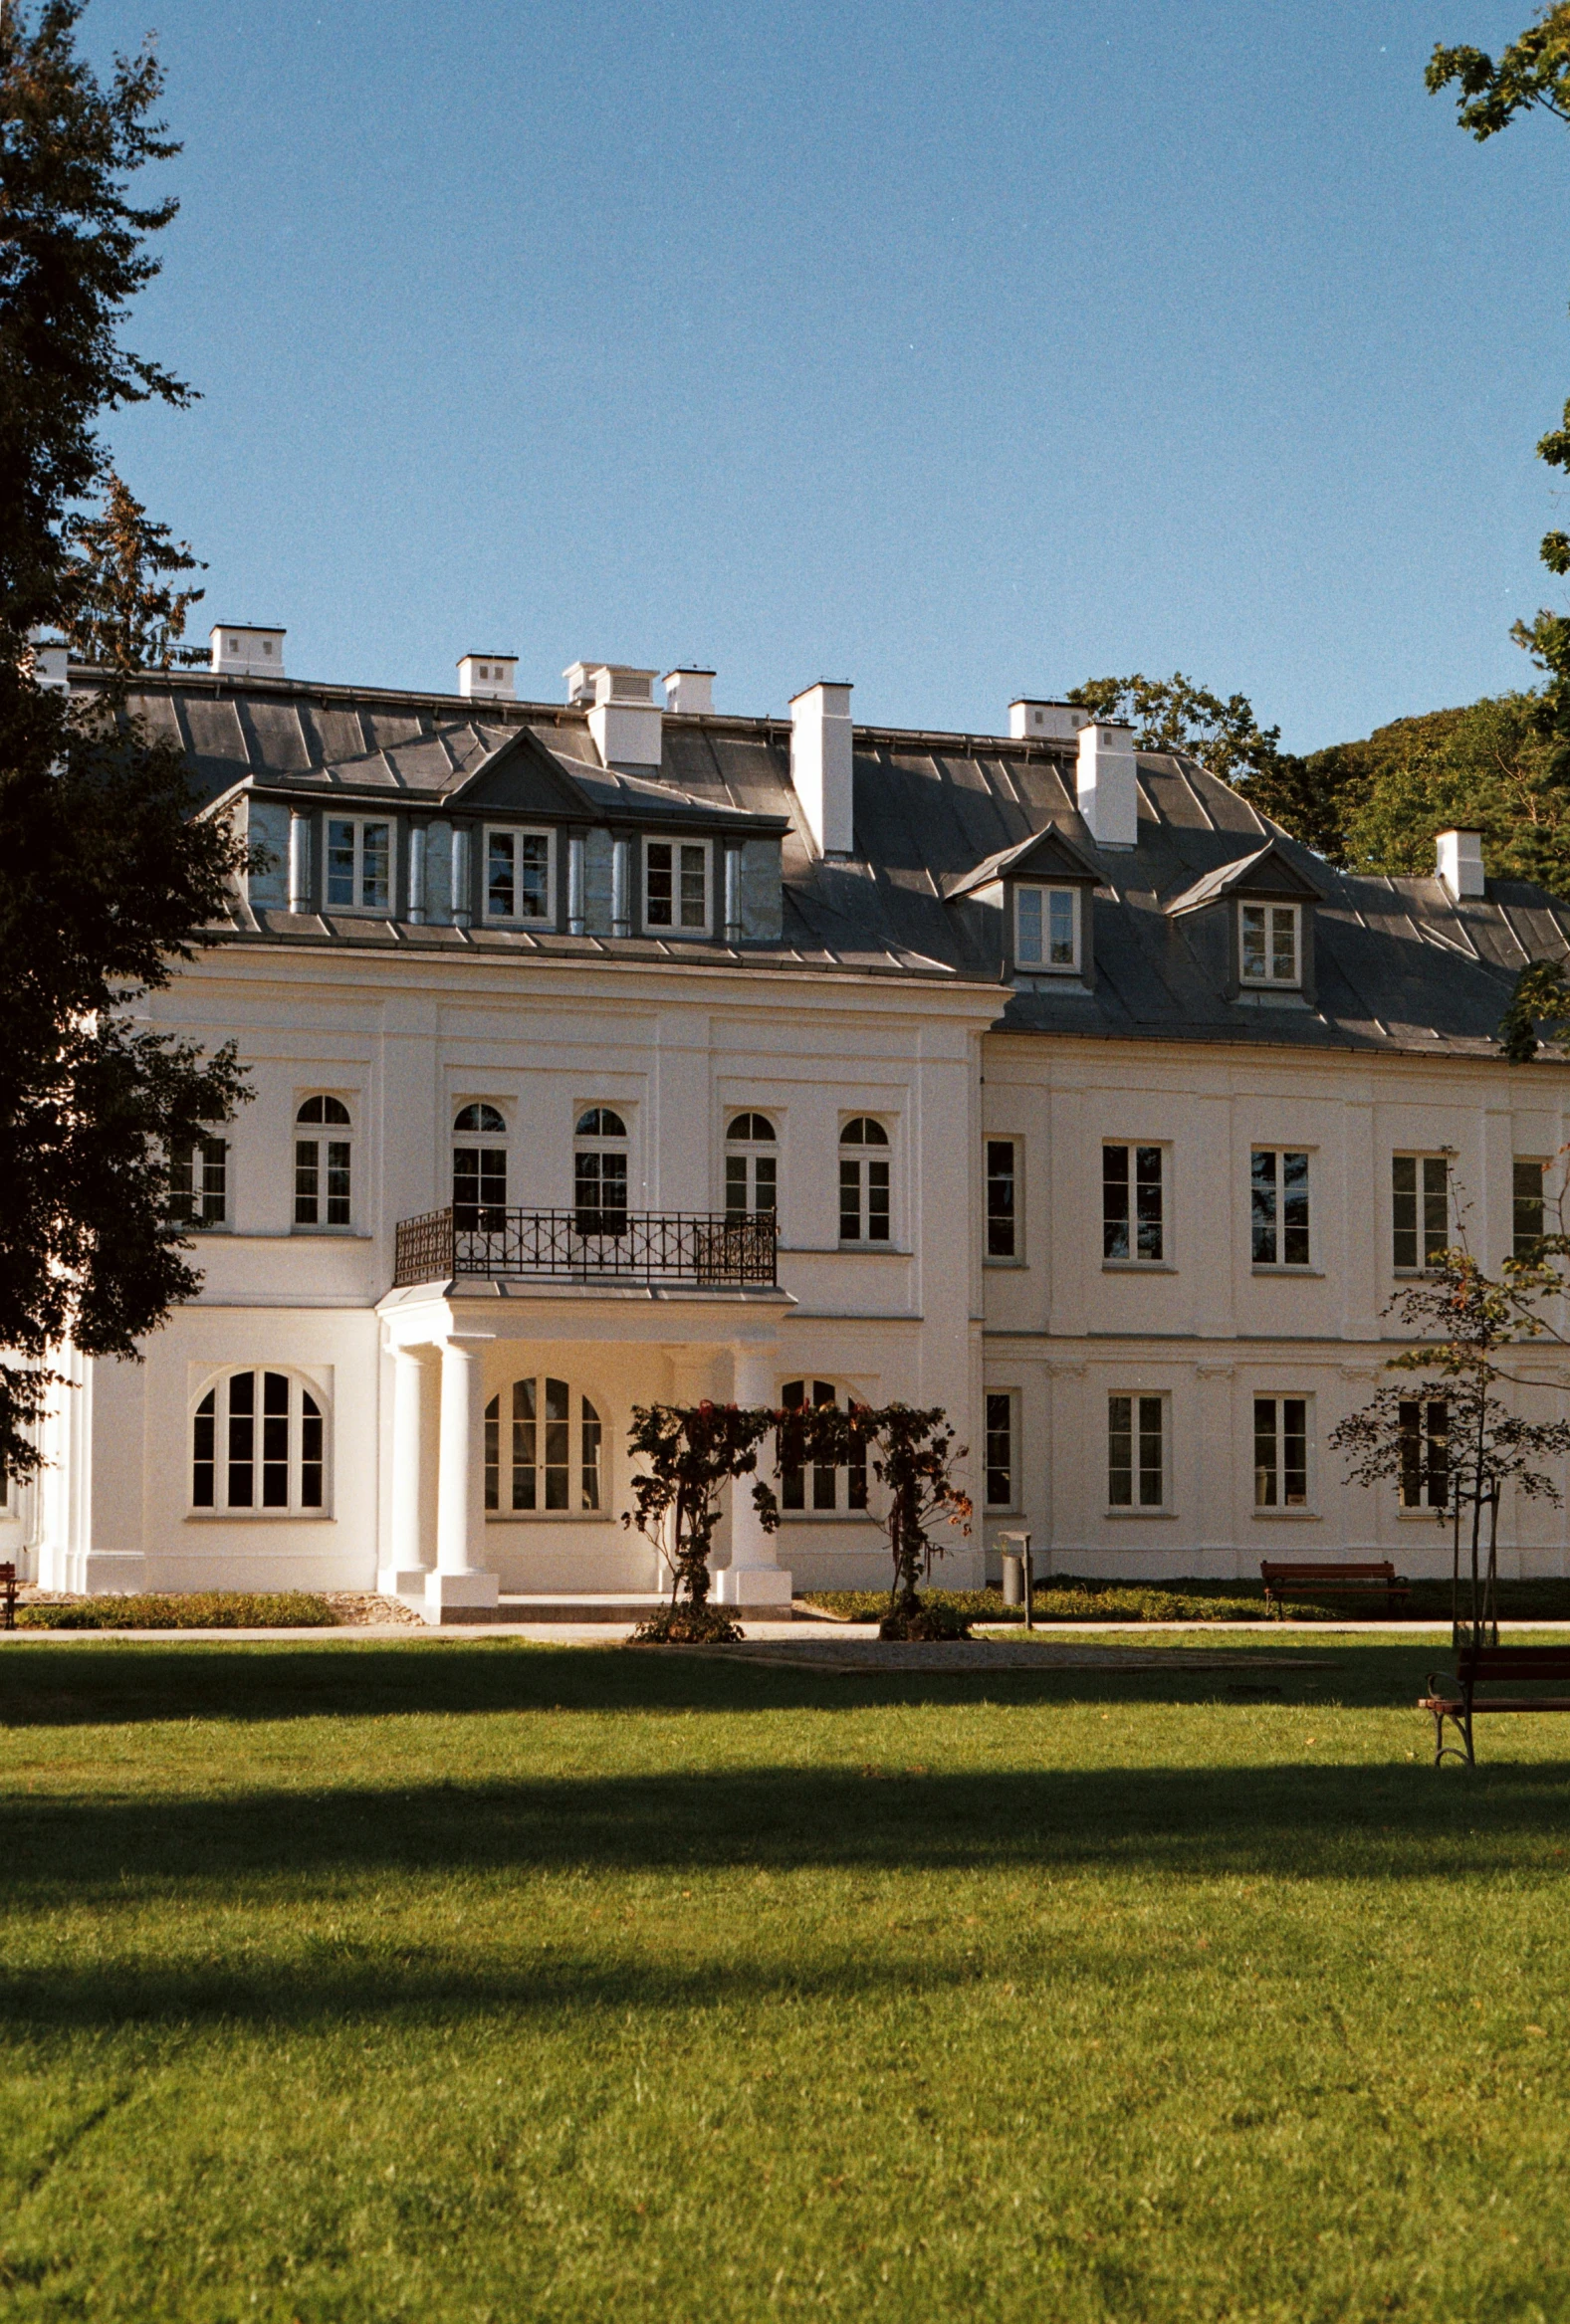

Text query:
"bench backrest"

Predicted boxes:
[[1261, 1562, 1397, 1583], [1458, 1647, 1570, 1680]]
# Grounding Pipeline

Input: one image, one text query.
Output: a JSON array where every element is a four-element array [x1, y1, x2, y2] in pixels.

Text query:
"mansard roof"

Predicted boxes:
[[89, 666, 1570, 1056], [942, 823, 1104, 901]]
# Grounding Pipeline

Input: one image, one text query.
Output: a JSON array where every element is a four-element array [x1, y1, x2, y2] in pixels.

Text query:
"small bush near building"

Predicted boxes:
[[18, 1591, 336, 1630], [803, 1576, 1570, 1623]]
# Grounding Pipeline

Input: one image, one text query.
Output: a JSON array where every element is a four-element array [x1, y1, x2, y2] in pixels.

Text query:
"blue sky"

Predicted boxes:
[[84, 0, 1570, 748]]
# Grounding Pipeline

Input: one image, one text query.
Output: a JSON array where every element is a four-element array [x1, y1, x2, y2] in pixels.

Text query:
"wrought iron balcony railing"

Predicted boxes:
[[392, 1205, 778, 1292]]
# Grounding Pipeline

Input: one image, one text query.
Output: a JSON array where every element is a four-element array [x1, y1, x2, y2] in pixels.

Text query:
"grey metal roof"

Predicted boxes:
[[96, 668, 1570, 1054]]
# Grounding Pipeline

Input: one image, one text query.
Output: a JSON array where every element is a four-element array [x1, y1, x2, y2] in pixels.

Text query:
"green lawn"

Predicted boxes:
[[1, 1637, 1568, 2322]]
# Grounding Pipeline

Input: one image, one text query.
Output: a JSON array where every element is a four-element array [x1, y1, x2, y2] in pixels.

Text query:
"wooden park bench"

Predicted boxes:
[[1420, 1645, 1570, 1766], [1260, 1560, 1410, 1616], [0, 1562, 16, 1631]]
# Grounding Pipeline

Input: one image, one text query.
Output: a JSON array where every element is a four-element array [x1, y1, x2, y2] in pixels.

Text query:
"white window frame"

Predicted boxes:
[[984, 1387, 1019, 1512], [1106, 1391, 1170, 1514], [452, 1102, 510, 1229], [643, 836, 713, 937], [1238, 901, 1301, 987], [483, 825, 556, 926], [1392, 1152, 1451, 1274], [189, 1368, 331, 1518], [294, 1096, 354, 1233], [1250, 1148, 1312, 1270], [986, 1137, 1021, 1264], [484, 1375, 608, 1520], [1251, 1393, 1314, 1514], [1513, 1157, 1549, 1259], [170, 1132, 230, 1232], [1397, 1393, 1450, 1514], [324, 815, 395, 916], [724, 1113, 779, 1218], [777, 1378, 872, 1519], [1013, 884, 1080, 972], [838, 1116, 894, 1247], [1102, 1142, 1168, 1268]]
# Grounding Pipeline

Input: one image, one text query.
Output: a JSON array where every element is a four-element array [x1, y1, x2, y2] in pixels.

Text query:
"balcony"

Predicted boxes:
[[392, 1206, 778, 1292]]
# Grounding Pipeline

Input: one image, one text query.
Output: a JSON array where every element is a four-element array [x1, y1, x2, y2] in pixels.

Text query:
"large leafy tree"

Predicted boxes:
[[64, 469, 205, 671], [0, 0, 248, 1482]]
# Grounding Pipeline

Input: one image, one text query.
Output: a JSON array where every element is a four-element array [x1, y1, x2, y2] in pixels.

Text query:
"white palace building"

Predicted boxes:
[[10, 628, 1570, 1614]]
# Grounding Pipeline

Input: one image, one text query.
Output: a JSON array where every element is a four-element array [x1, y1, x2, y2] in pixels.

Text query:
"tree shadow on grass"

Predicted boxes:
[[0, 1638, 1426, 1726], [2, 1757, 1566, 1911]]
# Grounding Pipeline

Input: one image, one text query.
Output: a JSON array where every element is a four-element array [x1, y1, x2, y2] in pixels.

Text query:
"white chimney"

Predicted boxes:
[[1076, 722, 1139, 849], [790, 681, 854, 856], [457, 654, 518, 701], [210, 624, 286, 678], [1437, 827, 1485, 902], [564, 663, 664, 768], [1009, 699, 1092, 742], [664, 667, 715, 716], [26, 632, 69, 693]]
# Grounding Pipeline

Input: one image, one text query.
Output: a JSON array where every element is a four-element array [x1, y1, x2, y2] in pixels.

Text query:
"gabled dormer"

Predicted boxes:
[[1164, 841, 1326, 1005], [944, 824, 1103, 987]]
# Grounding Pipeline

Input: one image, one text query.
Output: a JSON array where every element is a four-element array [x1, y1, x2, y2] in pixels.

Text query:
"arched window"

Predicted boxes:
[[295, 1096, 352, 1228], [484, 1377, 603, 1514], [780, 1380, 868, 1514], [453, 1104, 508, 1230], [574, 1108, 629, 1235], [838, 1117, 890, 1244], [192, 1370, 326, 1514], [725, 1113, 777, 1218]]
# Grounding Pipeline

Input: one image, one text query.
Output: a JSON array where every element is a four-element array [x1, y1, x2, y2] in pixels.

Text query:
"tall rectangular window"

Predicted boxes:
[[1253, 1396, 1309, 1508], [986, 1140, 1018, 1259], [1108, 1394, 1165, 1509], [295, 1139, 351, 1227], [1103, 1144, 1164, 1263], [326, 818, 392, 912], [839, 1119, 891, 1244], [1514, 1159, 1547, 1259], [645, 839, 710, 933], [1251, 1150, 1310, 1266], [1239, 902, 1299, 985], [485, 828, 553, 923], [1014, 886, 1078, 970], [1393, 1155, 1449, 1270], [1399, 1398, 1449, 1510], [171, 1136, 227, 1228], [985, 1390, 1015, 1509]]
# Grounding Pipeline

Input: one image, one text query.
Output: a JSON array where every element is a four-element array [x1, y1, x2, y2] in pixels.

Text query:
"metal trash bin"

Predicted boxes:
[[1001, 1553, 1024, 1606]]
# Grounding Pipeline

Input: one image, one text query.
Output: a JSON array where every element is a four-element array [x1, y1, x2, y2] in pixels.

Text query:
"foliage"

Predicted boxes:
[[0, 3, 250, 1478], [1427, 5, 1570, 143], [64, 470, 205, 671], [9, 1638, 1570, 2320], [786, 1399, 972, 1633], [18, 1588, 335, 1629], [0, 0, 191, 646], [1330, 1245, 1570, 1640], [1498, 955, 1570, 1062], [623, 1400, 779, 1628]]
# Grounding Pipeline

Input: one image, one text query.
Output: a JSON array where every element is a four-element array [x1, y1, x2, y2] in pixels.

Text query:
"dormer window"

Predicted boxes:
[[1240, 902, 1299, 986], [1015, 884, 1079, 972]]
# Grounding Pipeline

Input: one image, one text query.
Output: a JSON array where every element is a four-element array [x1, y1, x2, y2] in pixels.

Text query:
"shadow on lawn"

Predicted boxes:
[[0, 1638, 1427, 1726]]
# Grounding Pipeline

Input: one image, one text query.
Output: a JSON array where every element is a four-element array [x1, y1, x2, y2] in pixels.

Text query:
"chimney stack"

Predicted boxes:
[[1436, 828, 1485, 902], [457, 654, 518, 701], [1009, 699, 1092, 742], [564, 663, 664, 768], [664, 667, 715, 717], [1076, 722, 1139, 849], [789, 681, 854, 856], [210, 624, 286, 678]]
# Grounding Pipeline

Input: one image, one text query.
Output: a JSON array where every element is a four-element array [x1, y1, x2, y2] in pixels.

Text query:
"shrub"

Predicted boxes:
[[629, 1600, 745, 1645], [18, 1591, 336, 1630]]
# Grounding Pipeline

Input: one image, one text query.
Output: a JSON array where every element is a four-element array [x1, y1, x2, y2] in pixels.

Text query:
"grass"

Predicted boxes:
[[804, 1574, 1570, 1623], [16, 1591, 336, 1630], [2, 1635, 1570, 2320]]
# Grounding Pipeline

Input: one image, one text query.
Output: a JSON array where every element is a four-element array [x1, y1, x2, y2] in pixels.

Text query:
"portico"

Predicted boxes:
[[376, 1279, 799, 1620]]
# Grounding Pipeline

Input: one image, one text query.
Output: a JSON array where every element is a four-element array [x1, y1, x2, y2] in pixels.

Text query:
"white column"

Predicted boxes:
[[378, 1348, 429, 1598], [408, 823, 428, 925], [567, 832, 585, 935], [716, 1340, 791, 1608], [426, 1334, 498, 1614], [450, 826, 472, 928], [724, 843, 743, 945], [611, 835, 631, 938], [288, 809, 310, 913]]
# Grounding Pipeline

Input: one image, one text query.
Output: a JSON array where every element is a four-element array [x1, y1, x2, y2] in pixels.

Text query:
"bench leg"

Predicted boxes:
[[1431, 1703, 1473, 1767]]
